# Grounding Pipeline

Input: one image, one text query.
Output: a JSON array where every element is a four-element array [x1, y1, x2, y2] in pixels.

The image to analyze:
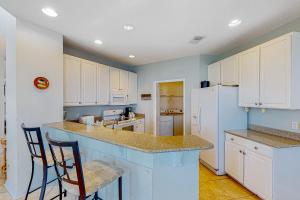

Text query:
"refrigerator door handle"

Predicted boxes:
[[197, 106, 202, 133]]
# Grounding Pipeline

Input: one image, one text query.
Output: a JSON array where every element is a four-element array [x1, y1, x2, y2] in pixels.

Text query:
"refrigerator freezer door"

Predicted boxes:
[[198, 86, 219, 170]]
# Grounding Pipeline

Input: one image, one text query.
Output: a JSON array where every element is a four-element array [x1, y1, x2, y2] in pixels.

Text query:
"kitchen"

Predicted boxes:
[[1, 1, 300, 200]]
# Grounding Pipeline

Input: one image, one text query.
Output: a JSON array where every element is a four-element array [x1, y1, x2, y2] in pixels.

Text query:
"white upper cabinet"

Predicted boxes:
[[81, 60, 97, 105], [97, 64, 110, 105], [221, 55, 239, 86], [260, 34, 291, 108], [110, 67, 129, 92], [64, 55, 81, 106], [208, 62, 221, 86], [128, 72, 138, 104], [63, 55, 137, 106], [239, 33, 300, 109], [110, 67, 120, 91], [238, 47, 260, 107], [120, 70, 129, 91]]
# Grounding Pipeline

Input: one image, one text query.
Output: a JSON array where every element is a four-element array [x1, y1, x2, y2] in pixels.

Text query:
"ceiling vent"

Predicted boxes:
[[189, 36, 205, 44]]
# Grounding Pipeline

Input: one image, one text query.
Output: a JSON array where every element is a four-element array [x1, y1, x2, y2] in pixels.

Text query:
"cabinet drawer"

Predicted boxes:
[[244, 140, 273, 158], [225, 133, 247, 145], [226, 133, 273, 158]]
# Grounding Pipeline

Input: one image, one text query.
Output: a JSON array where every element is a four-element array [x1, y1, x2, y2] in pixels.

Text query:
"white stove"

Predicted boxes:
[[103, 109, 138, 130]]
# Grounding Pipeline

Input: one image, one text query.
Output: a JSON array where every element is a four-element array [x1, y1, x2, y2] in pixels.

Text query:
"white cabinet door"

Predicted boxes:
[[81, 60, 97, 105], [128, 72, 138, 104], [225, 141, 244, 184], [120, 70, 129, 91], [110, 67, 120, 91], [244, 150, 272, 200], [238, 47, 260, 107], [221, 55, 239, 86], [64, 55, 81, 106], [97, 64, 110, 105], [208, 62, 221, 86], [260, 35, 291, 108]]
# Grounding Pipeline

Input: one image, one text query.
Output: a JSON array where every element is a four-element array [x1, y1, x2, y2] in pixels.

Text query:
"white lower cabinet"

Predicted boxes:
[[225, 133, 272, 200], [225, 141, 244, 184], [244, 149, 272, 200]]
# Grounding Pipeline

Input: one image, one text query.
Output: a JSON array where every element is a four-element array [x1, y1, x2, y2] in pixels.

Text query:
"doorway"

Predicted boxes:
[[153, 79, 185, 136]]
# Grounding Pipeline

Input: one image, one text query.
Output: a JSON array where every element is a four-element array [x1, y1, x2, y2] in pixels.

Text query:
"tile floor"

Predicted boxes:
[[0, 163, 261, 200], [199, 164, 261, 200]]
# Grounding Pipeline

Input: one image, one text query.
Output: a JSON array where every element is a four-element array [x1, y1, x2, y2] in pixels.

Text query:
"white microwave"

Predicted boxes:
[[110, 91, 128, 105]]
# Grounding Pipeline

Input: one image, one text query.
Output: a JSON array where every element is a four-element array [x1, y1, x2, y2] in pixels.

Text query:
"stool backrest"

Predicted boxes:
[[46, 132, 86, 199], [21, 123, 47, 165]]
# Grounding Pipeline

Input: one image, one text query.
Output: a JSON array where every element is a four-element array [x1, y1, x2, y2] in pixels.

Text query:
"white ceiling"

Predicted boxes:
[[1, 0, 300, 66]]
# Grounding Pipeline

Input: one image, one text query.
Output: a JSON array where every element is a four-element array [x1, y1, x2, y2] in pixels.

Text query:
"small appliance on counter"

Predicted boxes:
[[200, 80, 210, 88], [124, 107, 132, 117], [79, 115, 95, 125], [124, 107, 136, 119]]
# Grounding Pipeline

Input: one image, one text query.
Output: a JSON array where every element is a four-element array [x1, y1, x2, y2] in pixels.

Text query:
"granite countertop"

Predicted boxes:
[[45, 121, 213, 153], [225, 129, 300, 148]]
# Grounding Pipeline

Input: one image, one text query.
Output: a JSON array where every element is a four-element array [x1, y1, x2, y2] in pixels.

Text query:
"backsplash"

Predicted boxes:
[[249, 108, 300, 134], [64, 105, 136, 120]]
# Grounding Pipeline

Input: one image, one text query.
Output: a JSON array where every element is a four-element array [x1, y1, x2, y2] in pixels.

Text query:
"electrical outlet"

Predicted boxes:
[[291, 121, 299, 130]]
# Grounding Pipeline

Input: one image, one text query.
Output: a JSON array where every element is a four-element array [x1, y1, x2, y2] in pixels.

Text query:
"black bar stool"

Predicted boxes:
[[46, 132, 124, 200], [21, 124, 72, 200]]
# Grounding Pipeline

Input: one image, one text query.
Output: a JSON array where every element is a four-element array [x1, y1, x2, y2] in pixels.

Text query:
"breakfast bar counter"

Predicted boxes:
[[44, 121, 212, 200]]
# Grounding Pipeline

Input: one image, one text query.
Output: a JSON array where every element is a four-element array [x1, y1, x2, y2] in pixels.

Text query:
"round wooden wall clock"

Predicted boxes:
[[34, 77, 49, 90]]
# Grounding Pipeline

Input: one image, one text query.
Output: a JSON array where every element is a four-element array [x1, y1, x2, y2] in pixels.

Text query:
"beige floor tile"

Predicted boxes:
[[199, 164, 261, 200]]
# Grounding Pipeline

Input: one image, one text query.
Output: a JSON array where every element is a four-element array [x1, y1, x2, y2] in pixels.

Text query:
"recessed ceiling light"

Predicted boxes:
[[42, 7, 58, 17], [228, 19, 242, 27], [94, 40, 103, 45], [123, 25, 134, 31], [129, 54, 135, 58]]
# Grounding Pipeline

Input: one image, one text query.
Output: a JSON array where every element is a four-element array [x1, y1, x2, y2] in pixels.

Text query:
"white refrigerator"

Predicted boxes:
[[191, 85, 247, 175]]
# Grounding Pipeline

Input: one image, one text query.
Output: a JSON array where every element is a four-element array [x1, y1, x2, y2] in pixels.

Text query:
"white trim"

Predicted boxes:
[[153, 78, 186, 136]]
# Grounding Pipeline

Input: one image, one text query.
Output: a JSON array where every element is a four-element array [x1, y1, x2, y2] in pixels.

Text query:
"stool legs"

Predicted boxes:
[[39, 165, 48, 200], [25, 157, 35, 200], [53, 164, 63, 200], [118, 177, 122, 200]]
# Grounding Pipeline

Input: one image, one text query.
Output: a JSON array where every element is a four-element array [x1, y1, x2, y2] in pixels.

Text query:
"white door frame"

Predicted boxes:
[[0, 34, 5, 139], [153, 78, 186, 136]]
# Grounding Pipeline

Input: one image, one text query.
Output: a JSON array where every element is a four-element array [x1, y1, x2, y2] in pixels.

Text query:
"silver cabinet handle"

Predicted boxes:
[[239, 150, 242, 153], [243, 152, 246, 155], [230, 138, 234, 141], [255, 102, 258, 106], [79, 101, 82, 104], [254, 146, 258, 150], [259, 102, 263, 106]]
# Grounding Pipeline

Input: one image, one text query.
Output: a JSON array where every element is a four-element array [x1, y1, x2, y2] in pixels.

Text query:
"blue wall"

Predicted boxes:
[[136, 55, 216, 134], [216, 16, 300, 133]]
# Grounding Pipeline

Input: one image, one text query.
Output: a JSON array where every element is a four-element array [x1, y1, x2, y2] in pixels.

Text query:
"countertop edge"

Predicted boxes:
[[44, 123, 213, 153], [225, 130, 300, 149]]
